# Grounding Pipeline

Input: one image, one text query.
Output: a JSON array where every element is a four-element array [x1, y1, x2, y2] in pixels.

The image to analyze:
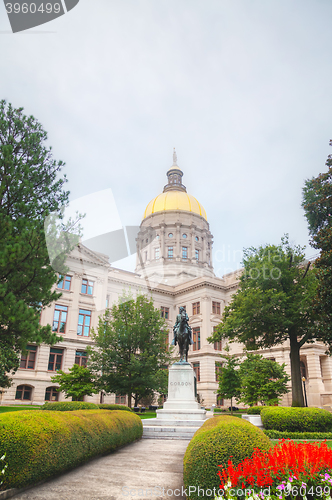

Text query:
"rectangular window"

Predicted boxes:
[[161, 306, 169, 319], [115, 395, 127, 405], [213, 326, 222, 350], [193, 327, 200, 351], [52, 304, 68, 334], [212, 301, 221, 314], [195, 249, 199, 261], [81, 278, 94, 295], [48, 348, 63, 371], [77, 309, 92, 337], [192, 302, 200, 315], [193, 362, 200, 382], [182, 246, 188, 259], [215, 362, 222, 382], [155, 248, 160, 260], [168, 246, 173, 259], [20, 345, 37, 370], [57, 275, 72, 291], [75, 351, 88, 367]]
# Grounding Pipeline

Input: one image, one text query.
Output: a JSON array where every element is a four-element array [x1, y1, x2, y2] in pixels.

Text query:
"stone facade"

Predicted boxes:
[[2, 154, 332, 409]]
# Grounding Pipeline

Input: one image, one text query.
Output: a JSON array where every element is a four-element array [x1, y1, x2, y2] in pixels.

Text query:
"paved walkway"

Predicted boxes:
[[12, 439, 190, 500]]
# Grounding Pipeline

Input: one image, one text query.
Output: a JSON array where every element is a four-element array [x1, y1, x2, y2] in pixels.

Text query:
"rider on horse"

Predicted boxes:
[[171, 306, 194, 346]]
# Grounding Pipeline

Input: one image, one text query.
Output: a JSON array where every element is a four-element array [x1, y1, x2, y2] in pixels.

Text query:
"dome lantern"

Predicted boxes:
[[163, 148, 186, 193]]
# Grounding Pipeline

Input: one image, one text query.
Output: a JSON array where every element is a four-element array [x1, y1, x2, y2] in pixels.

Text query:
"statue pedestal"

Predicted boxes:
[[157, 362, 205, 418], [142, 362, 208, 438]]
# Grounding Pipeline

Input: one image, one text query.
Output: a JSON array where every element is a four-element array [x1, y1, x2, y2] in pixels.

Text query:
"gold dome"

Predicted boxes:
[[143, 190, 207, 220]]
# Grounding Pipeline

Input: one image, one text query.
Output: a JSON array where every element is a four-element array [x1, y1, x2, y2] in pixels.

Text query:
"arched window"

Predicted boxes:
[[15, 385, 33, 401], [45, 386, 59, 402]]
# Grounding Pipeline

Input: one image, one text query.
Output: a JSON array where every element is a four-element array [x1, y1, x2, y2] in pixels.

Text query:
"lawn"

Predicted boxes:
[[138, 412, 157, 419], [0, 405, 41, 414]]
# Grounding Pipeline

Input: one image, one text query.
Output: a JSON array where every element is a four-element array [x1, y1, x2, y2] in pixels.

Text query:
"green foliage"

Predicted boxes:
[[51, 364, 97, 401], [0, 100, 81, 390], [246, 406, 263, 415], [98, 404, 132, 412], [208, 235, 318, 407], [216, 346, 241, 415], [260, 406, 332, 432], [41, 401, 98, 411], [0, 409, 142, 490], [88, 294, 173, 407], [264, 429, 332, 440], [238, 354, 290, 406], [183, 416, 272, 499], [302, 140, 332, 348]]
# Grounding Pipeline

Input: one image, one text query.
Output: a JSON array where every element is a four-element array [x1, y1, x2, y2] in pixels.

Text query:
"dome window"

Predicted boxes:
[[182, 233, 187, 239], [195, 236, 199, 242], [168, 233, 173, 238]]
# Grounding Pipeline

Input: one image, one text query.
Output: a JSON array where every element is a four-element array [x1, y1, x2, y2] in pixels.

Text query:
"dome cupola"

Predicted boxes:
[[143, 149, 207, 221]]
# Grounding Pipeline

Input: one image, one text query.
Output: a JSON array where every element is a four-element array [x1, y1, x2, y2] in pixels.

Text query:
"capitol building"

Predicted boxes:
[[2, 153, 332, 408]]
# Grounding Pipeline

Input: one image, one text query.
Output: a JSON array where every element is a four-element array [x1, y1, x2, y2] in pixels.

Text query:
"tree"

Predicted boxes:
[[208, 235, 318, 407], [238, 353, 290, 406], [216, 345, 241, 415], [302, 140, 332, 347], [0, 100, 79, 389], [51, 364, 97, 401], [87, 294, 173, 408]]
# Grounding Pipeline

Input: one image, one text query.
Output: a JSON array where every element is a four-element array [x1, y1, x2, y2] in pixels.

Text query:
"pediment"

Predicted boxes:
[[68, 242, 110, 268]]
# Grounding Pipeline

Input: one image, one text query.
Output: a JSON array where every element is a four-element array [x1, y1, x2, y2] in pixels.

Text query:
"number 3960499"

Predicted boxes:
[[5, 3, 61, 14]]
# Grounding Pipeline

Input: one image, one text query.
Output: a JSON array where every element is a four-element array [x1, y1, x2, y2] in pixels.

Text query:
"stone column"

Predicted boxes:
[[175, 223, 180, 261], [307, 352, 325, 406]]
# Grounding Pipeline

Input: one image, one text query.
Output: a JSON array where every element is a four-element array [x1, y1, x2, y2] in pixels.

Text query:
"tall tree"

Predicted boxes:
[[216, 345, 241, 415], [302, 140, 332, 347], [87, 294, 173, 408], [238, 353, 290, 406], [208, 235, 318, 407], [0, 100, 76, 389]]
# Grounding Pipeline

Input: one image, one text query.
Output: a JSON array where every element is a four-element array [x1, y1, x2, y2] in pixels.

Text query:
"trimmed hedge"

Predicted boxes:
[[98, 404, 132, 412], [261, 406, 332, 432], [264, 429, 332, 440], [0, 409, 142, 490], [41, 401, 98, 411], [247, 406, 263, 415], [183, 416, 272, 500]]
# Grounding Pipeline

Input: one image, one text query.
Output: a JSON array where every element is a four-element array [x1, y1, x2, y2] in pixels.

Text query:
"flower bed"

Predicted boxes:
[[216, 439, 332, 499]]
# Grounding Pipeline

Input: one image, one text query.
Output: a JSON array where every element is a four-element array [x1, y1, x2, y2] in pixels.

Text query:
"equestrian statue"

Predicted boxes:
[[171, 306, 194, 363]]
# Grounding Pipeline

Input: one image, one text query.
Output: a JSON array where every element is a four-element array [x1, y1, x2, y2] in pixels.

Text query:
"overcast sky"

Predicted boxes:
[[1, 0, 332, 278]]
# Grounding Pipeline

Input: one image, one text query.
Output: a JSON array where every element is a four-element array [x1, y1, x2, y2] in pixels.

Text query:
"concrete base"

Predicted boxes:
[[142, 362, 208, 439], [241, 414, 263, 429]]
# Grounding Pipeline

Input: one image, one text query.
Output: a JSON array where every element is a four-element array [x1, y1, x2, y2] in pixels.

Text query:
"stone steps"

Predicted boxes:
[[142, 424, 201, 439], [142, 417, 207, 439]]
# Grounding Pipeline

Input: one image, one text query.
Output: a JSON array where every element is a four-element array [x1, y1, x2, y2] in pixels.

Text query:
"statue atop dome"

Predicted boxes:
[[173, 148, 178, 166]]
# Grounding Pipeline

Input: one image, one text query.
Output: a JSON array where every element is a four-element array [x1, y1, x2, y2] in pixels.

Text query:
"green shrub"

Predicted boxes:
[[264, 429, 332, 440], [0, 409, 142, 490], [213, 408, 225, 413], [247, 406, 263, 415], [261, 406, 332, 432], [98, 404, 132, 412], [41, 401, 98, 411], [183, 416, 272, 500]]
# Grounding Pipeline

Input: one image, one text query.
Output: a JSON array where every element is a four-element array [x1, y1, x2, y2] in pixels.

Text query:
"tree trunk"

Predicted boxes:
[[128, 393, 132, 408], [231, 396, 233, 415], [289, 334, 304, 407]]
